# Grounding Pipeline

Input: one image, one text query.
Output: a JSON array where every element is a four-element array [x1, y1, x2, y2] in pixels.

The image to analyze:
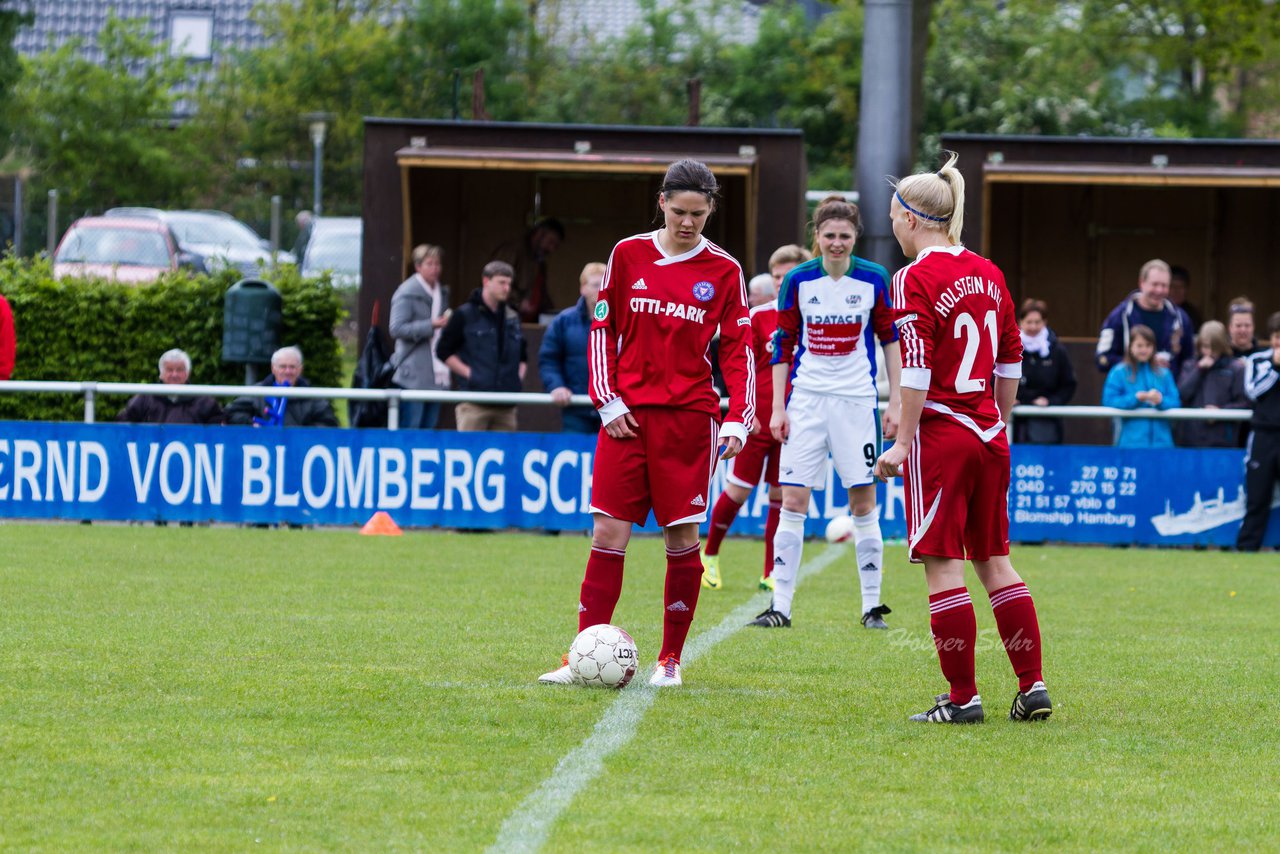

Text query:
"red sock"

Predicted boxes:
[[763, 500, 781, 577], [660, 542, 703, 661], [929, 587, 977, 705], [704, 493, 742, 556], [578, 547, 625, 632], [988, 582, 1044, 691]]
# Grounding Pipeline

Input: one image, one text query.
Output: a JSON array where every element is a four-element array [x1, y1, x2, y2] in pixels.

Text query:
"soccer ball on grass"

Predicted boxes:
[[568, 624, 638, 688], [825, 514, 854, 543]]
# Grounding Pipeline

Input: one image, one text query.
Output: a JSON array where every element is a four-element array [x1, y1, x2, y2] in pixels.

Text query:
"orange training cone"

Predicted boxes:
[[360, 511, 403, 536]]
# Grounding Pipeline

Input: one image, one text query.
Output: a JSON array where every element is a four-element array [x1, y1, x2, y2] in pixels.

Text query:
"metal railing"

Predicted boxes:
[[0, 380, 1256, 432], [0, 380, 597, 429]]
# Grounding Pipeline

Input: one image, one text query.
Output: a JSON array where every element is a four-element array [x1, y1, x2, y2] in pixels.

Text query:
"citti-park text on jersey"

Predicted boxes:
[[933, 277, 1003, 318], [629, 296, 708, 324]]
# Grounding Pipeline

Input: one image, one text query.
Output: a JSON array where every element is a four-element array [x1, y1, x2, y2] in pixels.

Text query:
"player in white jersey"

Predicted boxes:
[[749, 196, 902, 629]]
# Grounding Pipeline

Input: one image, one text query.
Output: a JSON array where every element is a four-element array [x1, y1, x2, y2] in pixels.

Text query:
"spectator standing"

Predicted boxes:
[[224, 346, 339, 427], [1014, 299, 1076, 444], [390, 244, 450, 429], [492, 218, 565, 323], [1095, 259, 1194, 377], [1176, 321, 1248, 448], [1228, 297, 1266, 358], [116, 349, 223, 424], [1102, 325, 1181, 448], [292, 211, 314, 261], [1169, 266, 1203, 331], [0, 290, 14, 380], [539, 262, 604, 434], [436, 261, 527, 431], [1237, 312, 1280, 551]]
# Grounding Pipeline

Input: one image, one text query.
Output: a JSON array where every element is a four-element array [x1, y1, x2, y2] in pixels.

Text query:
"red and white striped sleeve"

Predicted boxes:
[[712, 254, 755, 445], [892, 264, 934, 391], [589, 242, 628, 425], [993, 270, 1023, 379]]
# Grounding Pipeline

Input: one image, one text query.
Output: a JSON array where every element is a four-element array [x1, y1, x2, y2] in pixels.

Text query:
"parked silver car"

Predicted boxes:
[[301, 217, 362, 287], [105, 208, 294, 276]]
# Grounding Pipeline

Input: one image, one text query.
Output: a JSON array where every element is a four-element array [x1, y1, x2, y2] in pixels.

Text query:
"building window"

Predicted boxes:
[[169, 11, 214, 60]]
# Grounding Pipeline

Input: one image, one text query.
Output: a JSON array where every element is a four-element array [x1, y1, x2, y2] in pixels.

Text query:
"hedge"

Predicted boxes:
[[0, 255, 345, 422]]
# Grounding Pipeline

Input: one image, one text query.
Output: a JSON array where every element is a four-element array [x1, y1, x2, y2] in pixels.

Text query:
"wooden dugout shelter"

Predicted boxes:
[[359, 118, 808, 338], [943, 133, 1280, 340], [943, 133, 1280, 442]]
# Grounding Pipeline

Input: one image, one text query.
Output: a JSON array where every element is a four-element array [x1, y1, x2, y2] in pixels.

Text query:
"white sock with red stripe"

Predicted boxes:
[[853, 509, 883, 613], [770, 509, 806, 618]]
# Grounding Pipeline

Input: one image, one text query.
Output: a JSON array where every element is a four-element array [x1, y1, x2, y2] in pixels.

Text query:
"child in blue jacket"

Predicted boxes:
[[1102, 324, 1181, 447]]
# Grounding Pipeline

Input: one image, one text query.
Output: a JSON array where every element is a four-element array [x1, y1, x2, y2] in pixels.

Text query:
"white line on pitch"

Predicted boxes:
[[488, 542, 849, 854]]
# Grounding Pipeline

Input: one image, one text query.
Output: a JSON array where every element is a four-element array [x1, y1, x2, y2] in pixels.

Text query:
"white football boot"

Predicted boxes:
[[648, 656, 682, 687], [538, 654, 577, 685]]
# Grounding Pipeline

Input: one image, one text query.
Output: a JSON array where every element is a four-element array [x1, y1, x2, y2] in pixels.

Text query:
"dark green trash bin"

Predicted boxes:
[[222, 279, 282, 365]]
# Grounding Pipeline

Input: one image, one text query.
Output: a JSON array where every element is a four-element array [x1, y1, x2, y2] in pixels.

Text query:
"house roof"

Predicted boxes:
[[13, 0, 271, 61]]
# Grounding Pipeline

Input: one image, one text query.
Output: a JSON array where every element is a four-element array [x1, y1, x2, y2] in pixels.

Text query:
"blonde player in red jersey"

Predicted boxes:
[[874, 152, 1052, 724], [539, 159, 755, 688]]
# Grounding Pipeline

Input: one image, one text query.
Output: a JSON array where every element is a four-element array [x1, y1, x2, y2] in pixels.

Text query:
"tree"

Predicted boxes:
[[12, 16, 203, 214], [1076, 0, 1280, 137], [192, 0, 406, 218], [0, 2, 31, 143]]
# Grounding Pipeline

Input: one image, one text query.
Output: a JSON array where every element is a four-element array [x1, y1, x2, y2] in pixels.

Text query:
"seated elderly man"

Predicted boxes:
[[225, 346, 339, 427], [116, 348, 224, 424]]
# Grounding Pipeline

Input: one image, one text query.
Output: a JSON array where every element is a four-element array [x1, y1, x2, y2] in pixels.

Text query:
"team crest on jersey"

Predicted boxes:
[[692, 281, 715, 302], [845, 294, 863, 307], [594, 301, 609, 321]]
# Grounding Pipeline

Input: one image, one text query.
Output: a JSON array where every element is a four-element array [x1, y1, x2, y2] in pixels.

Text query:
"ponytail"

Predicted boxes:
[[893, 150, 966, 245]]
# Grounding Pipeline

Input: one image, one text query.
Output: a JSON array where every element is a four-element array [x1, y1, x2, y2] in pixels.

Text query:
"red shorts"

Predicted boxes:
[[724, 430, 781, 489], [590, 407, 721, 527], [904, 413, 1011, 562]]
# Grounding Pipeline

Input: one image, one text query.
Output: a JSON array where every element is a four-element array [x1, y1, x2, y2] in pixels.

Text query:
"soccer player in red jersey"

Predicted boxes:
[[874, 152, 1052, 723], [701, 245, 811, 593], [538, 159, 755, 688], [750, 196, 901, 630]]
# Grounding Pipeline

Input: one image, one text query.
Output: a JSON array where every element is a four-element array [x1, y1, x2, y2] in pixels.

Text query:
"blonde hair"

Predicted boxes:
[[768, 244, 811, 270], [412, 244, 442, 265], [1196, 320, 1230, 358], [892, 150, 965, 245], [1139, 259, 1170, 282], [579, 262, 606, 285]]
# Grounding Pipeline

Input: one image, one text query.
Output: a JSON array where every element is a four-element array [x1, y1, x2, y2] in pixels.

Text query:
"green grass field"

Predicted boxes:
[[0, 524, 1275, 851]]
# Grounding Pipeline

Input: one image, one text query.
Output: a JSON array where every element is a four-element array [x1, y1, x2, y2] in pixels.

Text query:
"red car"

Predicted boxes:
[[53, 216, 195, 284]]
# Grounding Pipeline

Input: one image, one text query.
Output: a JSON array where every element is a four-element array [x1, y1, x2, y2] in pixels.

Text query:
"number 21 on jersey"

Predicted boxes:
[[953, 310, 998, 393]]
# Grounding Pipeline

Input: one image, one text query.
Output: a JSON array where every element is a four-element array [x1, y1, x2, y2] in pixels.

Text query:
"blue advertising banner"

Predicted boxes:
[[0, 422, 1274, 546]]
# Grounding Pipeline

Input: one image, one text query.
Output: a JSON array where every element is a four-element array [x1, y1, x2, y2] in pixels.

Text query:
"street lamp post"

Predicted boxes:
[[302, 112, 332, 217]]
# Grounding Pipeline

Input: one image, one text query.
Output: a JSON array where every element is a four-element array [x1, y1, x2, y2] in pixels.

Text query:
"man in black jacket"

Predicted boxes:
[[1237, 312, 1280, 551], [436, 261, 527, 431], [117, 349, 224, 425], [224, 346, 339, 428]]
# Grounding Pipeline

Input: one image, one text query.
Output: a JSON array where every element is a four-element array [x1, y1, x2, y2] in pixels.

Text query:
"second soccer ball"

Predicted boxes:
[[825, 514, 854, 543]]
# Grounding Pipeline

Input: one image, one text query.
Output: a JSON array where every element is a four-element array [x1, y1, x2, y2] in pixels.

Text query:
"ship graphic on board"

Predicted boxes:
[[1150, 485, 1280, 537]]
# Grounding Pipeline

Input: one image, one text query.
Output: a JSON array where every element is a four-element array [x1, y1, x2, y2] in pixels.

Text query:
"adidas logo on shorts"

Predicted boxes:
[[578, 601, 587, 612], [690, 495, 706, 507], [666, 600, 690, 612]]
